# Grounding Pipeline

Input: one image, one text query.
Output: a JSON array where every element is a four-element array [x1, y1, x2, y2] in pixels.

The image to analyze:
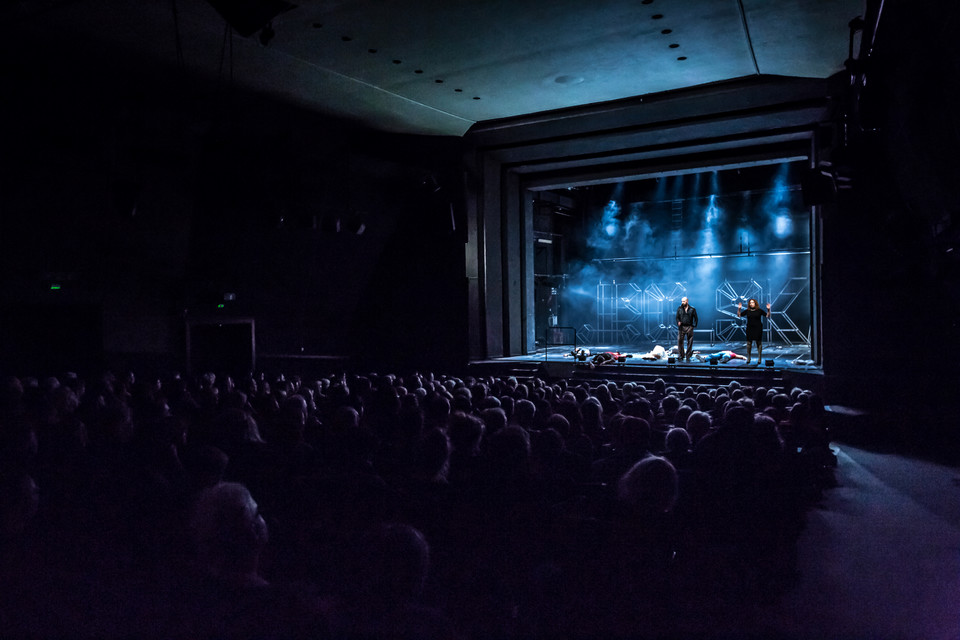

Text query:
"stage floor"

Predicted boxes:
[[491, 341, 818, 371], [467, 340, 824, 390]]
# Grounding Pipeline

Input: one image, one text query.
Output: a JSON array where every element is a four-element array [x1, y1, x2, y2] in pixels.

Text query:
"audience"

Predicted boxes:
[[0, 362, 837, 639]]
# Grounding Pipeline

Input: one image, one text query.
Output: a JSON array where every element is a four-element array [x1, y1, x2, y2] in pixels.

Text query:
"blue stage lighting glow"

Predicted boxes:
[[705, 194, 720, 224], [603, 199, 621, 236], [774, 214, 792, 238], [700, 227, 718, 254], [566, 283, 599, 299], [559, 161, 811, 344]]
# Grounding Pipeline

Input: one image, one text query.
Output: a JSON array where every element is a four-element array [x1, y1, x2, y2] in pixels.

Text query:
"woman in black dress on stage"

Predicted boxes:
[[737, 298, 771, 366]]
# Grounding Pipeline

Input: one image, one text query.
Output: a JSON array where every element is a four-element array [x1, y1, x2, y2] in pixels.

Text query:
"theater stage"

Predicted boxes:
[[469, 341, 823, 392]]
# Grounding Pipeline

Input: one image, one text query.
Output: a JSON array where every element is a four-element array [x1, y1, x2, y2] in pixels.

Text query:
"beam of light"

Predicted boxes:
[[671, 174, 684, 201], [763, 162, 797, 241], [602, 198, 621, 238], [700, 227, 718, 254], [653, 176, 666, 203], [705, 194, 720, 225], [586, 198, 622, 249], [736, 228, 750, 253], [623, 202, 654, 255], [772, 163, 790, 204], [694, 253, 720, 281], [609, 181, 624, 202]]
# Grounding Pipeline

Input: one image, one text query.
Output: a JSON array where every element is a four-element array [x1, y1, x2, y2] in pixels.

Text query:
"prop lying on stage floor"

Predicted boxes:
[[565, 344, 761, 366], [695, 350, 747, 364], [567, 345, 686, 366]]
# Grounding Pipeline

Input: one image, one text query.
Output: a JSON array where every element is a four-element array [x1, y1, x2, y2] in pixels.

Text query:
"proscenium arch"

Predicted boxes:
[[522, 146, 819, 358], [464, 74, 839, 366]]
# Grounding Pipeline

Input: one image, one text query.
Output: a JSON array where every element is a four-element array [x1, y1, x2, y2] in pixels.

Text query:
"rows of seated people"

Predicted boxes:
[[0, 369, 836, 639]]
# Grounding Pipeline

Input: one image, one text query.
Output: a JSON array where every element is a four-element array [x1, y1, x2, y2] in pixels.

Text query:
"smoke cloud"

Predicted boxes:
[[558, 163, 812, 346]]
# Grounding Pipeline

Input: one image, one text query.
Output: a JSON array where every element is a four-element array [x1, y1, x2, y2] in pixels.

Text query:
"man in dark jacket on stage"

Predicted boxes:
[[676, 297, 698, 362]]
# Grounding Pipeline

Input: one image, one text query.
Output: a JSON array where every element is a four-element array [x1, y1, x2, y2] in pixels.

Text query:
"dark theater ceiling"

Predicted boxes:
[[14, 0, 863, 136]]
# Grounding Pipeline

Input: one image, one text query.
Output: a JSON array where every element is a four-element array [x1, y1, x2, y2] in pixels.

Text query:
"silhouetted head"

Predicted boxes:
[[358, 523, 431, 604], [618, 456, 679, 514], [665, 427, 692, 455], [190, 482, 269, 581]]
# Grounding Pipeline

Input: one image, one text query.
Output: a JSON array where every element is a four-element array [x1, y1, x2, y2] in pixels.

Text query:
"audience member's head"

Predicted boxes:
[[753, 413, 784, 456], [674, 405, 694, 430], [182, 445, 230, 490], [487, 425, 531, 481], [723, 404, 753, 432], [513, 399, 537, 429], [0, 473, 39, 537], [685, 410, 713, 444], [618, 416, 651, 452], [413, 427, 450, 483], [479, 407, 508, 437], [190, 482, 269, 585], [664, 427, 692, 455], [448, 411, 485, 455], [618, 456, 679, 514], [660, 395, 681, 418], [212, 408, 264, 453], [357, 523, 431, 605]]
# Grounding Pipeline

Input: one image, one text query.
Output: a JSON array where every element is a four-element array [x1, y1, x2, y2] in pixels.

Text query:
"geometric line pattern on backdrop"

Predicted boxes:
[[584, 277, 810, 348], [714, 279, 765, 342], [768, 276, 810, 345], [644, 282, 686, 344]]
